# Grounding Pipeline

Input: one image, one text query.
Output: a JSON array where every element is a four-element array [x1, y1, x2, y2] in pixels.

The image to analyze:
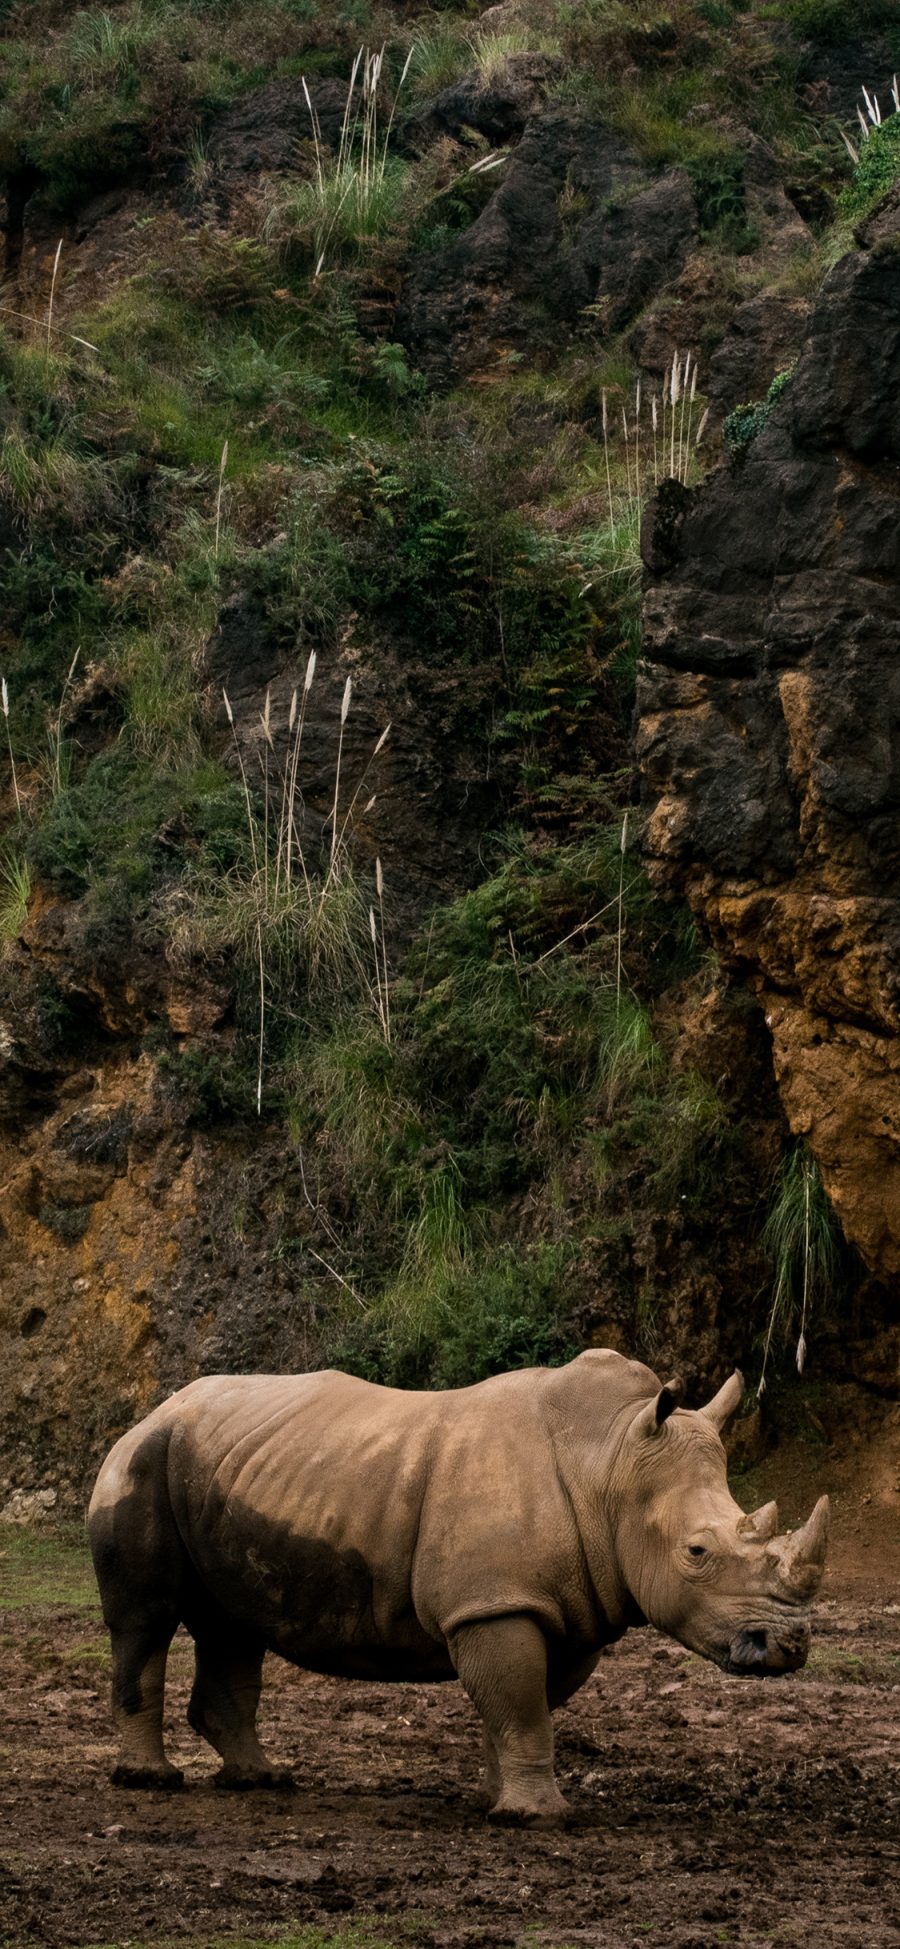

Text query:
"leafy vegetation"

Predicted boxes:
[[0, 0, 864, 1417], [841, 112, 900, 220], [723, 366, 794, 460]]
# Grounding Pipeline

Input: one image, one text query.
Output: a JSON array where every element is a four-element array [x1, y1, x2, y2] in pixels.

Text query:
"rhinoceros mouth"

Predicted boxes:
[[721, 1624, 810, 1677]]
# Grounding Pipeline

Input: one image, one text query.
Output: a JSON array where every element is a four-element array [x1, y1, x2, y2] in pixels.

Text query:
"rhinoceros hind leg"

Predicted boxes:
[[110, 1629, 184, 1790], [480, 1728, 502, 1809], [450, 1614, 568, 1828], [187, 1631, 293, 1789]]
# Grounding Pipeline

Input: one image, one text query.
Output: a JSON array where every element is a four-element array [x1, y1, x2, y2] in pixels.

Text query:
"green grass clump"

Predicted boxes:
[[0, 853, 30, 943], [408, 26, 469, 96]]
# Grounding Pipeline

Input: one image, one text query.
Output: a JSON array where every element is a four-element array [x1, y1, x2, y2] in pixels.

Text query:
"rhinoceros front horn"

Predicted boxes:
[[770, 1496, 830, 1599]]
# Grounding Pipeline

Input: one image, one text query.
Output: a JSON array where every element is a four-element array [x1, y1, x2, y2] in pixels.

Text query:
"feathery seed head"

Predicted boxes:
[[1, 678, 7, 720], [369, 906, 377, 944], [304, 649, 316, 694], [376, 856, 384, 898], [373, 723, 391, 756], [340, 675, 352, 724], [289, 687, 298, 733], [695, 406, 710, 446], [222, 687, 234, 725]]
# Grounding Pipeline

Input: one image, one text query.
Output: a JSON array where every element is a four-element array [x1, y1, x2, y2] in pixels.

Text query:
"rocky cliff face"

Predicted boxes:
[[638, 216, 900, 1312]]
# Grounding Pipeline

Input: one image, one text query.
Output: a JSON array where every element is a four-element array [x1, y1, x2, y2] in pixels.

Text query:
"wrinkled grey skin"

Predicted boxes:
[[88, 1351, 829, 1825]]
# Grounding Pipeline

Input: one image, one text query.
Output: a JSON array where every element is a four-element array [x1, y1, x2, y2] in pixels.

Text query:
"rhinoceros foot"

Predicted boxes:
[[487, 1784, 569, 1829], [111, 1762, 185, 1791], [213, 1764, 296, 1791]]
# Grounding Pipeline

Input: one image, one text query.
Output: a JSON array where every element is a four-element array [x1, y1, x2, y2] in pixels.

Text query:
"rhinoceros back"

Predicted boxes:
[[90, 1356, 651, 1679]]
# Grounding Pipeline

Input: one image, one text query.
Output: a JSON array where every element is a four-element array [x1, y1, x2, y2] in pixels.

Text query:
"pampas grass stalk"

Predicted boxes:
[[285, 649, 317, 902], [46, 239, 62, 367], [796, 1157, 811, 1375], [370, 902, 387, 1039], [669, 352, 680, 480], [53, 647, 80, 799], [683, 361, 698, 480], [333, 722, 391, 861], [621, 407, 632, 506], [275, 685, 298, 898], [634, 377, 641, 499], [223, 686, 260, 876], [375, 854, 390, 1043], [214, 438, 228, 562], [615, 809, 629, 1019], [601, 388, 615, 531], [1, 677, 21, 816], [223, 687, 266, 1116], [328, 674, 352, 874], [677, 352, 691, 483]]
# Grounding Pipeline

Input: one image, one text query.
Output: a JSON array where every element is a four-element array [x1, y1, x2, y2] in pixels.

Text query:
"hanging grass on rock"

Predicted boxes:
[[758, 1145, 847, 1394]]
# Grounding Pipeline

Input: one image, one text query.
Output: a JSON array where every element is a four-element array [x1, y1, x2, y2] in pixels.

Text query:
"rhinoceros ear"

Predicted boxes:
[[633, 1376, 684, 1437], [700, 1370, 744, 1432], [655, 1377, 684, 1425]]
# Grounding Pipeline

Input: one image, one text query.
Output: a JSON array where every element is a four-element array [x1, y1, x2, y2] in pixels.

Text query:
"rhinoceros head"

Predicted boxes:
[[612, 1372, 829, 1676]]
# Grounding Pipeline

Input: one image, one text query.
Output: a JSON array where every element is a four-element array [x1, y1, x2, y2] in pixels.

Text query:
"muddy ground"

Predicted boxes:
[[1, 1495, 899, 1949]]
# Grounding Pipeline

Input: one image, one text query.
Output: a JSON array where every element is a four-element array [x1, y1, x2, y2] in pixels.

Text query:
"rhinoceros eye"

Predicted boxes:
[[687, 1544, 707, 1559]]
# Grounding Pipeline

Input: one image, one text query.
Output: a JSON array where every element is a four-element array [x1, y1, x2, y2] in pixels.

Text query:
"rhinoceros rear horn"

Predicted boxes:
[[738, 1499, 779, 1543], [700, 1370, 744, 1432], [770, 1496, 830, 1599]]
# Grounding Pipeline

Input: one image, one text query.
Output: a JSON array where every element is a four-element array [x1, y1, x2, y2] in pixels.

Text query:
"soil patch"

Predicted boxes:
[[1, 1514, 899, 1949]]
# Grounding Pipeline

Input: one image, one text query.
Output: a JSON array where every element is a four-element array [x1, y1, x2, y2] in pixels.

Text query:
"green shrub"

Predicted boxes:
[[723, 365, 794, 460], [325, 1240, 579, 1390], [840, 114, 900, 222], [687, 152, 758, 252], [771, 0, 900, 46]]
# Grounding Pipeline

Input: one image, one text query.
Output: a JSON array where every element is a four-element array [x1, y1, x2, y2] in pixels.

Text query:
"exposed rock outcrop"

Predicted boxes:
[[398, 111, 698, 380], [638, 217, 900, 1290]]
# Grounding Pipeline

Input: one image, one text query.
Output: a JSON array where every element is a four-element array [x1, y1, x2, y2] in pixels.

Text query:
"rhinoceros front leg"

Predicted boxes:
[[187, 1631, 293, 1789], [449, 1614, 567, 1828]]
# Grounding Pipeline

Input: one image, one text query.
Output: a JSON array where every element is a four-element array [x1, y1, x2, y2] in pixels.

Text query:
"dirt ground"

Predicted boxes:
[[2, 1456, 900, 1949]]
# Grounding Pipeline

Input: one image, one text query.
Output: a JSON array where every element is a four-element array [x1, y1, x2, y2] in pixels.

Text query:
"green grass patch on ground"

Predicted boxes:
[[0, 1523, 98, 1612]]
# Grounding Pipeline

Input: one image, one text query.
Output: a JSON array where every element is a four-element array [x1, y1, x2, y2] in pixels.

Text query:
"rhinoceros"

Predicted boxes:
[[88, 1352, 829, 1824]]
